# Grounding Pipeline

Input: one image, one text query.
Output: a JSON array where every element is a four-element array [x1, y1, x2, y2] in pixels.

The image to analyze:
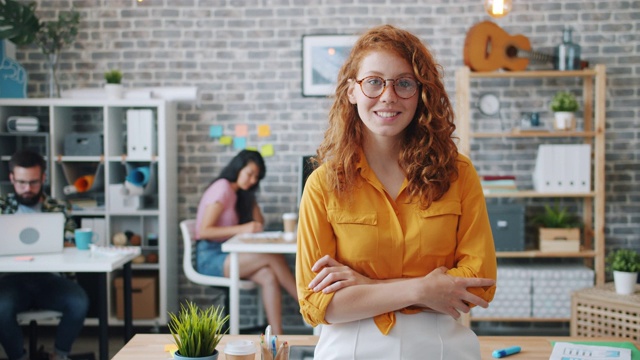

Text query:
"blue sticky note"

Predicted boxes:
[[233, 137, 246, 150], [209, 125, 223, 138]]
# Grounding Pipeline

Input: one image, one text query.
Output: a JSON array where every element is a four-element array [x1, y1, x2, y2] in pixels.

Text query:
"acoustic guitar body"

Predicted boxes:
[[464, 21, 531, 72]]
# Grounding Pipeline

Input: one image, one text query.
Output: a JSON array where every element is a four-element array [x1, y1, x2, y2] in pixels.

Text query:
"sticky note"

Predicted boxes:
[[235, 124, 248, 137], [246, 146, 258, 151], [164, 344, 178, 353], [258, 124, 271, 137], [219, 136, 233, 145], [260, 144, 274, 157], [209, 125, 223, 138], [233, 137, 246, 150]]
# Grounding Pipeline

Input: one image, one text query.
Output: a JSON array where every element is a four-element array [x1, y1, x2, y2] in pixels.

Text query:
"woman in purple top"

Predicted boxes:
[[195, 150, 297, 334]]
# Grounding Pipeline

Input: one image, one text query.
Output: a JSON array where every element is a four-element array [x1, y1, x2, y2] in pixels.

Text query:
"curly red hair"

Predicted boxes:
[[315, 24, 459, 209]]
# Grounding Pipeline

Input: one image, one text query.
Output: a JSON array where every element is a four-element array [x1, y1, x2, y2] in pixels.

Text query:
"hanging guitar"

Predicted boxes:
[[463, 21, 588, 72]]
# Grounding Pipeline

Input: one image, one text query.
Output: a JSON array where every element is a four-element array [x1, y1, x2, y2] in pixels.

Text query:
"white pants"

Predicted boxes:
[[314, 312, 480, 360]]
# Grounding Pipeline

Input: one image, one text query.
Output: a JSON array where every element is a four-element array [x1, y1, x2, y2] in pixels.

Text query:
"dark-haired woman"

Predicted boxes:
[[195, 150, 297, 334]]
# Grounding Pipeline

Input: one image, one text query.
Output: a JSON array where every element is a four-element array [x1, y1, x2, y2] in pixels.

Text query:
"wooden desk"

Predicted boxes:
[[0, 248, 138, 360], [221, 232, 297, 334], [112, 334, 640, 359]]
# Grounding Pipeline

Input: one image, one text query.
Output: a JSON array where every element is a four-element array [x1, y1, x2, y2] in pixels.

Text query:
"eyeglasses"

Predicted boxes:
[[14, 179, 42, 188], [354, 76, 420, 99]]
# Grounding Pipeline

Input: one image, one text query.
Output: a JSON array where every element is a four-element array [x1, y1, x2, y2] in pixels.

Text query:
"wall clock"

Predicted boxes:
[[478, 93, 501, 116]]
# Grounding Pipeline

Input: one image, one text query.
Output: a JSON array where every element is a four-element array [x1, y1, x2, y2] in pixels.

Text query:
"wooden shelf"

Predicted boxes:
[[484, 191, 595, 198], [471, 317, 569, 322], [456, 65, 607, 324], [497, 250, 597, 258], [468, 69, 596, 79], [472, 130, 597, 138]]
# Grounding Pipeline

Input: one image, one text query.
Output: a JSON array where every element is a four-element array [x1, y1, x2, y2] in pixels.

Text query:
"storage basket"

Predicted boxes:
[[571, 283, 640, 341]]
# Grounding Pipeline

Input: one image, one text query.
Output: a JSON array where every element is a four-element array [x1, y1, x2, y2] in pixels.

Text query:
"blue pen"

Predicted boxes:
[[492, 346, 521, 358]]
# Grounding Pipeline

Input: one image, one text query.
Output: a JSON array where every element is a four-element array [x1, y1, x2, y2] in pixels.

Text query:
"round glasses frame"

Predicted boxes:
[[354, 76, 421, 99]]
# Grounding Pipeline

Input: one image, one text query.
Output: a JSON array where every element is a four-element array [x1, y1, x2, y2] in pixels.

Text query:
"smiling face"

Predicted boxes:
[[234, 161, 261, 191], [347, 50, 419, 142]]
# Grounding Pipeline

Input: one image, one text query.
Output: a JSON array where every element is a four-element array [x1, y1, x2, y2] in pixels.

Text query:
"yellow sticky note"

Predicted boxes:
[[260, 144, 274, 157], [219, 136, 233, 145], [246, 146, 258, 151], [164, 344, 178, 353], [235, 124, 248, 137], [257, 124, 271, 137]]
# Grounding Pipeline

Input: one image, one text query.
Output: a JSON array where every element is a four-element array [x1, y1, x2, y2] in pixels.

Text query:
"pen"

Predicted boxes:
[[492, 346, 521, 358]]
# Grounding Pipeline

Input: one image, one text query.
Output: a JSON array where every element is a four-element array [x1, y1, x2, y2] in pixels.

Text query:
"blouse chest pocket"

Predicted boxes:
[[417, 201, 461, 256], [328, 211, 379, 261]]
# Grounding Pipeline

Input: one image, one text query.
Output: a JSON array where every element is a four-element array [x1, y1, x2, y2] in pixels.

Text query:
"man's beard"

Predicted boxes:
[[15, 190, 43, 206]]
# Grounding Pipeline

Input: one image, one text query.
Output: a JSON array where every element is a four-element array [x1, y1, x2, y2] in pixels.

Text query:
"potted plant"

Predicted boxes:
[[0, 0, 80, 98], [104, 69, 123, 100], [606, 249, 640, 295], [168, 300, 229, 360], [550, 91, 579, 130], [532, 204, 582, 252]]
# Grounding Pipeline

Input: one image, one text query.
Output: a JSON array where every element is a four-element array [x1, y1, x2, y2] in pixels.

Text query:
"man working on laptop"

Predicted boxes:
[[0, 150, 89, 360]]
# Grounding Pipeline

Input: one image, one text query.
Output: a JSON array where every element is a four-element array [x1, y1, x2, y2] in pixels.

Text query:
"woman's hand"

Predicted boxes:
[[413, 266, 495, 319], [241, 221, 263, 233], [308, 255, 373, 293]]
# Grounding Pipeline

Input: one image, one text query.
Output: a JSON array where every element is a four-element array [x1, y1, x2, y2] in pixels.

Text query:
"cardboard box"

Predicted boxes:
[[539, 228, 580, 252], [114, 276, 157, 319]]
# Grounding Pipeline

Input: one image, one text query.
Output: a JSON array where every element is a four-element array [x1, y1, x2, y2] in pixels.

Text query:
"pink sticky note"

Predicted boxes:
[[235, 124, 248, 137]]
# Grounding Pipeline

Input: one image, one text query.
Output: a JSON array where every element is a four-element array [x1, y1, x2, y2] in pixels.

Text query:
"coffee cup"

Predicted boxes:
[[75, 228, 97, 250], [282, 212, 298, 234], [224, 339, 256, 360]]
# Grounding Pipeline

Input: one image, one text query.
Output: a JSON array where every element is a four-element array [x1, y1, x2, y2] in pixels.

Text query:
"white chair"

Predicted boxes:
[[17, 310, 62, 360], [179, 219, 264, 330]]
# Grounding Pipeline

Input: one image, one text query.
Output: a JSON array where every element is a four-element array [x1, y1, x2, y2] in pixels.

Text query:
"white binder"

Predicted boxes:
[[534, 144, 591, 194], [126, 109, 156, 159]]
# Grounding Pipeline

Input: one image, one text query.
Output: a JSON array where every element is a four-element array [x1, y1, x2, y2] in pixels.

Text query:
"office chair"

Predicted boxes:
[[179, 219, 265, 331], [17, 310, 62, 360]]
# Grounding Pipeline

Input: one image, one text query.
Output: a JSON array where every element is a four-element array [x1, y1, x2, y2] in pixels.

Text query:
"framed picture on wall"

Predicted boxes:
[[302, 34, 358, 97]]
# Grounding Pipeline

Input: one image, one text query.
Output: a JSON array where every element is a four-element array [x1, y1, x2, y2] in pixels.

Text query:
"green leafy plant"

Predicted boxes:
[[606, 249, 640, 273], [0, 0, 41, 45], [550, 91, 579, 112], [531, 204, 582, 228], [168, 301, 229, 358], [104, 69, 122, 84]]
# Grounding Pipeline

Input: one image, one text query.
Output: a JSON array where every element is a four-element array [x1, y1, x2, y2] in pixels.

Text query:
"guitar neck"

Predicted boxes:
[[518, 49, 556, 63], [519, 49, 589, 70]]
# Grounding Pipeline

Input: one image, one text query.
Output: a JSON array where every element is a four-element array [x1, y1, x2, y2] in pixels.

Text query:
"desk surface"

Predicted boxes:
[[221, 231, 297, 254], [0, 247, 138, 272], [112, 334, 640, 360]]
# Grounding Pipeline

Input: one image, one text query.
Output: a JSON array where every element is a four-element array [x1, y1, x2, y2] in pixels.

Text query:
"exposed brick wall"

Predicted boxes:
[[13, 0, 640, 330]]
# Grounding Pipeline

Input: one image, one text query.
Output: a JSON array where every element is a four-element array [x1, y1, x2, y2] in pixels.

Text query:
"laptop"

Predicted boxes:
[[0, 213, 65, 256]]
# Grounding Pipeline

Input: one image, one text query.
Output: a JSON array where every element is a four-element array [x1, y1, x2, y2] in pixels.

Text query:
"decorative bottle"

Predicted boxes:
[[555, 27, 581, 71]]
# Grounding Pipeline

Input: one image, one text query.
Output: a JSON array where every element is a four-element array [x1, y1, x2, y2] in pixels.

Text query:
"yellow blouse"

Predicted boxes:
[[296, 153, 497, 334]]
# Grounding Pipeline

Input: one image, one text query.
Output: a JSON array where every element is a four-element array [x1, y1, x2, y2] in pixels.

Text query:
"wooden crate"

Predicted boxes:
[[571, 283, 640, 341], [539, 228, 580, 252]]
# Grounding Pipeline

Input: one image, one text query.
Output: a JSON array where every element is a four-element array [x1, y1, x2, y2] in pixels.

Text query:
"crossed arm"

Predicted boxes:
[[307, 255, 495, 324]]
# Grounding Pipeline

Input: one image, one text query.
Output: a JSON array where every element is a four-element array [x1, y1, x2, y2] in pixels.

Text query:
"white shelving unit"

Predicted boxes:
[[454, 65, 606, 323], [0, 98, 178, 326]]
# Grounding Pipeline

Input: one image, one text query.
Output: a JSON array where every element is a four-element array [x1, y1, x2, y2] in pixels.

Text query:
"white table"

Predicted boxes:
[[0, 247, 138, 360], [221, 232, 297, 335]]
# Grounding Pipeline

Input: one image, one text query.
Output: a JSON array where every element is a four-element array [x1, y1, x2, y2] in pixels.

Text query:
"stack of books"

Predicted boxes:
[[480, 175, 518, 194]]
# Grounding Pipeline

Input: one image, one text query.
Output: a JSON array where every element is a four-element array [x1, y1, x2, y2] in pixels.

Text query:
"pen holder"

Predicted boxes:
[[260, 344, 289, 360]]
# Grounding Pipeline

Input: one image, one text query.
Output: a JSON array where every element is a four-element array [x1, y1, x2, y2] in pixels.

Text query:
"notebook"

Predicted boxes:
[[0, 212, 65, 256]]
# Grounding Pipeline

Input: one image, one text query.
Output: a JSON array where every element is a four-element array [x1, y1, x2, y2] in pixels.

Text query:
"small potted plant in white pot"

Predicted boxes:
[[168, 300, 229, 360], [550, 91, 579, 130], [606, 248, 640, 295], [104, 69, 123, 100]]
